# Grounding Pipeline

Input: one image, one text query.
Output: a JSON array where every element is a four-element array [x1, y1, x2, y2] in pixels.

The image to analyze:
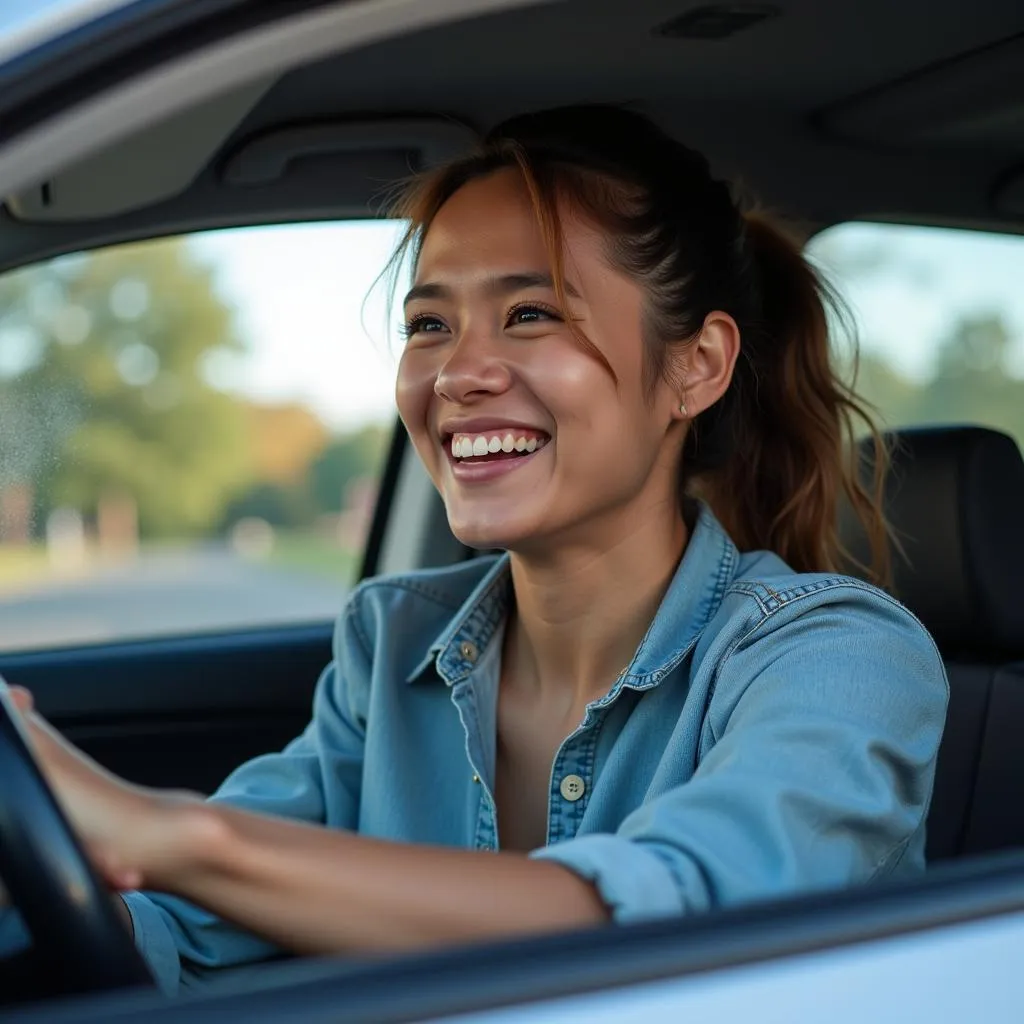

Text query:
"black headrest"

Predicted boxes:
[[844, 426, 1024, 660]]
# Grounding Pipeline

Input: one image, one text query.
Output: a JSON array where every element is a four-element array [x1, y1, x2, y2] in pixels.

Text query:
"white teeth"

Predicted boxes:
[[450, 432, 547, 458]]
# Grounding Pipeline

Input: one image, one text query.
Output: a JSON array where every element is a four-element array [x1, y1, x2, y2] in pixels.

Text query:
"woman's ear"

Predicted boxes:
[[671, 311, 741, 420]]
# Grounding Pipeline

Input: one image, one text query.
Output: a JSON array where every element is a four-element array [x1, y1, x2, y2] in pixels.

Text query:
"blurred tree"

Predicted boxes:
[[916, 315, 1024, 447], [846, 313, 1024, 451], [247, 402, 329, 486], [844, 352, 924, 431], [0, 238, 252, 539], [221, 418, 389, 531], [221, 481, 314, 530], [309, 425, 389, 515]]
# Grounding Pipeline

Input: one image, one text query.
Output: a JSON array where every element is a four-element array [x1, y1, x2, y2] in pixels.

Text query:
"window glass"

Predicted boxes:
[[807, 222, 1024, 445], [0, 222, 405, 652]]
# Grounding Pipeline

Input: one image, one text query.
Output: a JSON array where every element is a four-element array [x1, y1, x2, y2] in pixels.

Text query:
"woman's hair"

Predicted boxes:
[[385, 105, 891, 586]]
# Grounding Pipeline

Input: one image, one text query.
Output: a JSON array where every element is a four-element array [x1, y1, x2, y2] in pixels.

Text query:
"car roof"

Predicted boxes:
[[0, 0, 1022, 272]]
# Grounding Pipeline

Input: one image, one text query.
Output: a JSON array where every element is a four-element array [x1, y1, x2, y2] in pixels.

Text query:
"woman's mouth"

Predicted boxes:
[[444, 430, 550, 481]]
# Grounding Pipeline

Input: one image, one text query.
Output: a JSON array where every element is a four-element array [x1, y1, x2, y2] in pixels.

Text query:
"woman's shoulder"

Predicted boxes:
[[719, 548, 935, 644], [684, 547, 950, 749], [336, 553, 507, 655], [702, 546, 946, 696]]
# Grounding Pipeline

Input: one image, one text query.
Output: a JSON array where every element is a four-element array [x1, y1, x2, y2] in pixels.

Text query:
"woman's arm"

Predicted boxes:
[[154, 800, 609, 955], [11, 686, 607, 959]]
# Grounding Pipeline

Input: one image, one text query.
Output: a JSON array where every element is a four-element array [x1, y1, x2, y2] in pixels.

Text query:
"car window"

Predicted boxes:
[[0, 221, 406, 653], [0, 0, 141, 63], [807, 222, 1024, 445]]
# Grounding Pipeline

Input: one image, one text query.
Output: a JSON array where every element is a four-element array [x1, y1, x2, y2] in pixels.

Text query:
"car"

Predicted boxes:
[[1, 0, 1024, 1020]]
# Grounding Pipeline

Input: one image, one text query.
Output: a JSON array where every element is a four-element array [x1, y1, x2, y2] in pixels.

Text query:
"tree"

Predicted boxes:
[[0, 238, 253, 539], [917, 315, 1024, 448], [842, 313, 1024, 453], [309, 425, 389, 515], [246, 402, 330, 487]]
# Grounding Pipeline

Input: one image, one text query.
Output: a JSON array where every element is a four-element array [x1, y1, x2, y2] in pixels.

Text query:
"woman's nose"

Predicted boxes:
[[434, 331, 512, 404]]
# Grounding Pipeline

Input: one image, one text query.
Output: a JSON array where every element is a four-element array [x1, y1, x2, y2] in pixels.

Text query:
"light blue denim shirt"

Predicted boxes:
[[1, 503, 949, 994]]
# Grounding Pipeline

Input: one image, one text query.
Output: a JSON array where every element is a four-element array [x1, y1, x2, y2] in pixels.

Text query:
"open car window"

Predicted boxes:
[[808, 222, 1024, 446], [0, 220, 405, 653]]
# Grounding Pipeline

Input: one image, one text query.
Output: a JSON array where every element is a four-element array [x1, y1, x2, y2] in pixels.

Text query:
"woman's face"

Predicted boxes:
[[395, 167, 685, 554]]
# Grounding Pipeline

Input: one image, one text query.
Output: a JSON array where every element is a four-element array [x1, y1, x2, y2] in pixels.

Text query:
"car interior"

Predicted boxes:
[[1, 0, 1024, 1018]]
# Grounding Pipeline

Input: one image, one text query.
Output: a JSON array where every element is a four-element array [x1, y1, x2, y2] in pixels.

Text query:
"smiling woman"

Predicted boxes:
[[4, 103, 947, 995]]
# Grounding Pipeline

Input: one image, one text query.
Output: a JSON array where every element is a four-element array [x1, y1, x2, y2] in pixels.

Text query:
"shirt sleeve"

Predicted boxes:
[[530, 585, 949, 921], [126, 596, 372, 994]]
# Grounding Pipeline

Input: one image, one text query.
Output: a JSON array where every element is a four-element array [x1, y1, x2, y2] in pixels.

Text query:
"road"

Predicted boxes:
[[0, 548, 350, 652]]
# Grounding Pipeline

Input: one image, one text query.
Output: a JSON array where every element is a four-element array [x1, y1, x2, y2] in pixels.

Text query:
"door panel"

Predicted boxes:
[[0, 624, 331, 793]]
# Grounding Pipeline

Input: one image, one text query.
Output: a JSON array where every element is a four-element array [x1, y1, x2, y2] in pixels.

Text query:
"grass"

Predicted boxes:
[[0, 545, 51, 591], [263, 531, 359, 583]]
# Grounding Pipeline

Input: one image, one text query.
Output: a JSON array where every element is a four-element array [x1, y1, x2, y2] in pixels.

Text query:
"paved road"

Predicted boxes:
[[0, 548, 350, 652]]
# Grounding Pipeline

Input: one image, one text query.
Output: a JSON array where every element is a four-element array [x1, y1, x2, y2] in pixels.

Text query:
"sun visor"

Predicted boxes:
[[5, 80, 272, 222], [820, 34, 1024, 152], [219, 118, 478, 188]]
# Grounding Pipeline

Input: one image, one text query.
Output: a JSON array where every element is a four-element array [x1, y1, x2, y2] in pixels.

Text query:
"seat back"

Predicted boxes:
[[843, 427, 1024, 861]]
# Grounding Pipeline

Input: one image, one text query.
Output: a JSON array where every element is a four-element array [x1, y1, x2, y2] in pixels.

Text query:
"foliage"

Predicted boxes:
[[308, 425, 389, 514], [0, 239, 253, 538], [246, 403, 330, 486], [847, 315, 1024, 449]]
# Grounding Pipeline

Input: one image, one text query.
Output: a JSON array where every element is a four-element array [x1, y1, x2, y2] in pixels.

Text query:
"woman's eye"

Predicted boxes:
[[506, 303, 561, 327], [402, 314, 447, 339]]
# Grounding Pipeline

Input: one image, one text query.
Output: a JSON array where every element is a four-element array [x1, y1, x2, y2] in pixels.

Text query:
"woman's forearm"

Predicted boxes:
[[152, 802, 609, 956]]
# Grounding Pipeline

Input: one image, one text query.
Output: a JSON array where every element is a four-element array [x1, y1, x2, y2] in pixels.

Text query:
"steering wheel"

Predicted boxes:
[[0, 678, 154, 997]]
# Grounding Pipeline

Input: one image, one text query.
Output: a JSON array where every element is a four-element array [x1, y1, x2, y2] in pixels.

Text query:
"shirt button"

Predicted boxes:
[[559, 774, 586, 802], [459, 640, 479, 663]]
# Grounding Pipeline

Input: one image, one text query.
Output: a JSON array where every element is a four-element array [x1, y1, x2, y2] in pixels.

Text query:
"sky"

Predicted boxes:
[[0, 0, 137, 59], [807, 222, 1024, 379], [185, 218, 1024, 433], [191, 221, 408, 431]]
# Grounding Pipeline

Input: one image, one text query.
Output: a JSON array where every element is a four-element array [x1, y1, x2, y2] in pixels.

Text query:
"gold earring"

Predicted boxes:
[[679, 399, 688, 417]]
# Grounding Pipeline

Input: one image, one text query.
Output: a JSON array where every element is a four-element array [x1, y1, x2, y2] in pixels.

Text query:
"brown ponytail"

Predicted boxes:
[[684, 211, 892, 587], [387, 105, 892, 587]]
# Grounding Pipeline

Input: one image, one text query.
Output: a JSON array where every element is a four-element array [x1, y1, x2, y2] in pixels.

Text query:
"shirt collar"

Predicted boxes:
[[406, 553, 511, 685], [407, 501, 738, 688], [619, 501, 738, 688]]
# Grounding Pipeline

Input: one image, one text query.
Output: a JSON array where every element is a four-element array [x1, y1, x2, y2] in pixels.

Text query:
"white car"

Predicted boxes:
[[1, 1, 1023, 1020]]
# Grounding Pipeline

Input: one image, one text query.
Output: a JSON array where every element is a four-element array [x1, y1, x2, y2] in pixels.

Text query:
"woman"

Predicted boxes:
[[2, 105, 947, 994]]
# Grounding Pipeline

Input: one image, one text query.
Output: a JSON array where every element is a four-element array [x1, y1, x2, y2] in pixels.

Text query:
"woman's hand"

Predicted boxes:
[[5, 686, 205, 893]]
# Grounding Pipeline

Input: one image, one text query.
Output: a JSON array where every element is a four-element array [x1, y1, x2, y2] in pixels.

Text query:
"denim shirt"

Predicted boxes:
[[0, 504, 949, 994]]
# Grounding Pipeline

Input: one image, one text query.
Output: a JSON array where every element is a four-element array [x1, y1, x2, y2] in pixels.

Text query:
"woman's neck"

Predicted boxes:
[[505, 502, 688, 709]]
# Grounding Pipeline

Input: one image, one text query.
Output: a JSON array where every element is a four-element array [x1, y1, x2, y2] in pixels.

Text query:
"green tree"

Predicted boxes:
[[309, 425, 389, 515], [844, 352, 923, 431], [916, 315, 1024, 448], [0, 238, 252, 538], [844, 313, 1024, 451], [222, 481, 315, 530]]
